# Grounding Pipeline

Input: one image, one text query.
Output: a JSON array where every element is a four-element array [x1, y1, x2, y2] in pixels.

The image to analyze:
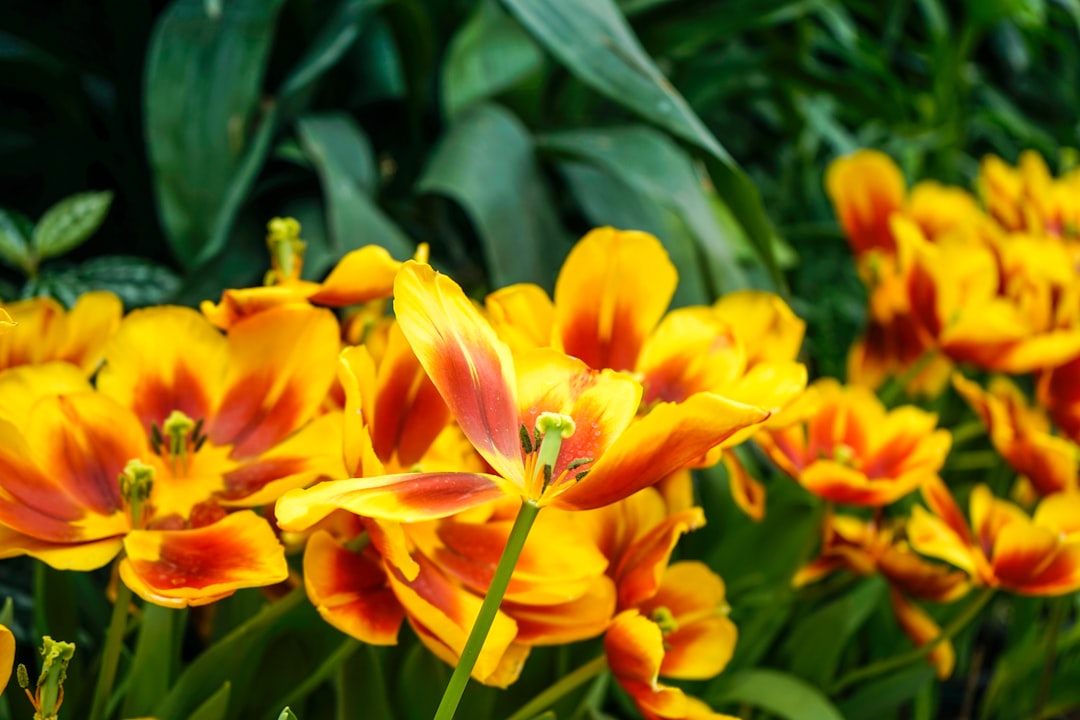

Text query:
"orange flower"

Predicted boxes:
[[200, 217, 408, 329], [903, 222, 1080, 373], [1038, 354, 1080, 445], [0, 302, 345, 607], [825, 150, 906, 255], [756, 379, 951, 506], [909, 480, 1080, 595], [979, 151, 1080, 239], [0, 292, 121, 374], [954, 374, 1076, 496], [795, 512, 968, 677], [276, 261, 768, 525], [605, 563, 737, 720], [291, 340, 612, 686]]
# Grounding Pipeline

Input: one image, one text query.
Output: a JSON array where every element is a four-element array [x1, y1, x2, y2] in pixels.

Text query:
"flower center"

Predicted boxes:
[[150, 409, 207, 476], [119, 458, 155, 529], [519, 412, 593, 500]]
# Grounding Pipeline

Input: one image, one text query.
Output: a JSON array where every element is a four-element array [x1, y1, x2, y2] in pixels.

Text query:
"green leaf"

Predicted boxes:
[[32, 191, 113, 260], [442, 0, 543, 118], [784, 578, 885, 686], [296, 113, 413, 275], [419, 103, 565, 288], [278, 709, 299, 720], [556, 159, 711, 307], [145, 0, 287, 266], [838, 664, 935, 720], [42, 256, 181, 309], [196, 0, 383, 268], [398, 643, 451, 720], [709, 669, 845, 720], [0, 209, 34, 275], [121, 604, 185, 718], [540, 125, 750, 297], [500, 0, 782, 288], [188, 682, 231, 720]]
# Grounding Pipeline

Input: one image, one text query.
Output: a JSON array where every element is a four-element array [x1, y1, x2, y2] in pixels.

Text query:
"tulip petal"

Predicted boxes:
[[120, 511, 289, 608], [387, 553, 521, 685], [991, 522, 1058, 586], [220, 412, 346, 506], [211, 305, 340, 457], [553, 393, 768, 511], [635, 308, 745, 405], [614, 508, 705, 610], [724, 453, 766, 522], [647, 562, 736, 680], [97, 306, 227, 433], [889, 588, 954, 679], [908, 505, 979, 578], [200, 286, 316, 330], [825, 150, 905, 254], [502, 575, 616, 645], [605, 610, 692, 719], [276, 472, 509, 529], [485, 283, 555, 352], [307, 245, 401, 306], [554, 227, 677, 371], [59, 291, 124, 372], [0, 361, 90, 429], [0, 622, 11, 692], [393, 262, 522, 482], [302, 530, 404, 644], [0, 524, 123, 570]]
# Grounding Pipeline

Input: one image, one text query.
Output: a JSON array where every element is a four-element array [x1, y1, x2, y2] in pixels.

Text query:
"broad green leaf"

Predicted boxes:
[[122, 604, 185, 718], [419, 103, 565, 289], [188, 682, 231, 720], [556, 159, 711, 307], [443, 0, 543, 118], [41, 256, 181, 309], [278, 709, 299, 720], [838, 664, 935, 720], [145, 0, 286, 266], [540, 125, 750, 296], [32, 191, 112, 260], [785, 578, 885, 686], [0, 209, 34, 275], [296, 113, 413, 275], [709, 669, 845, 720], [198, 0, 383, 267], [500, 0, 782, 288]]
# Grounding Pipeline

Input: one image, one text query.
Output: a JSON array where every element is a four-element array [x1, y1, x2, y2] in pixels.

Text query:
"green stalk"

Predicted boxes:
[[433, 499, 541, 720], [274, 637, 360, 711], [879, 352, 935, 407], [89, 581, 134, 720], [1034, 597, 1068, 718], [830, 587, 994, 694], [505, 655, 608, 720]]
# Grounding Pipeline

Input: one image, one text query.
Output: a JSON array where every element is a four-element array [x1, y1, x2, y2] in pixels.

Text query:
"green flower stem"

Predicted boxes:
[[434, 499, 541, 720], [948, 420, 985, 447], [274, 637, 360, 711], [89, 580, 134, 720], [830, 587, 995, 695], [505, 655, 608, 720], [1034, 596, 1068, 718]]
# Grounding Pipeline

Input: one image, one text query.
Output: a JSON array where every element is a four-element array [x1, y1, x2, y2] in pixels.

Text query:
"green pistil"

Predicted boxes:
[[119, 458, 155, 528], [534, 412, 575, 493]]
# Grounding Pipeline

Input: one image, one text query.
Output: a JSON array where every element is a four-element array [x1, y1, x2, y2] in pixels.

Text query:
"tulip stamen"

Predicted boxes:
[[155, 410, 207, 476], [119, 459, 155, 529], [266, 216, 306, 285]]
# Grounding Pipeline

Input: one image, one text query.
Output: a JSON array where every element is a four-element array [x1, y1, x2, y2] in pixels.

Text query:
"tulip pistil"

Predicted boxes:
[[150, 409, 207, 476], [119, 458, 155, 529]]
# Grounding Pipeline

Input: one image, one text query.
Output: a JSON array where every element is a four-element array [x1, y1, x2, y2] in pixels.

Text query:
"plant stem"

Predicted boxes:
[[433, 499, 541, 720], [506, 655, 608, 720], [949, 420, 985, 447], [830, 587, 994, 694], [1034, 597, 1068, 718], [275, 637, 360, 711], [89, 580, 134, 720], [879, 352, 936, 406]]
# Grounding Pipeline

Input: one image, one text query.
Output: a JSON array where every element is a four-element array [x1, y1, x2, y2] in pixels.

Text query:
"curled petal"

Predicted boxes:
[[725, 453, 766, 522], [394, 262, 522, 482], [554, 393, 768, 511], [120, 511, 289, 608], [307, 245, 401, 306], [200, 286, 315, 330], [502, 576, 616, 645], [303, 530, 403, 645], [276, 472, 509, 529]]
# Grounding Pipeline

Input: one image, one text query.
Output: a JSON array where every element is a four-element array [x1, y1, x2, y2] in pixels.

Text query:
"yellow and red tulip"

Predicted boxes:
[[0, 292, 121, 374]]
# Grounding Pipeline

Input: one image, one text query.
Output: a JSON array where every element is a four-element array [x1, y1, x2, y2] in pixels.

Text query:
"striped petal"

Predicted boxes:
[[553, 393, 768, 511], [613, 508, 705, 610], [605, 610, 693, 720], [554, 227, 677, 371], [393, 261, 522, 482], [302, 529, 403, 645], [211, 305, 340, 457], [276, 472, 509, 529], [120, 511, 289, 608]]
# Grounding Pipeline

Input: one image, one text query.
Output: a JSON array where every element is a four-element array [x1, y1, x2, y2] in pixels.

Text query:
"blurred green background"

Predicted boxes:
[[5, 0, 1078, 386]]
